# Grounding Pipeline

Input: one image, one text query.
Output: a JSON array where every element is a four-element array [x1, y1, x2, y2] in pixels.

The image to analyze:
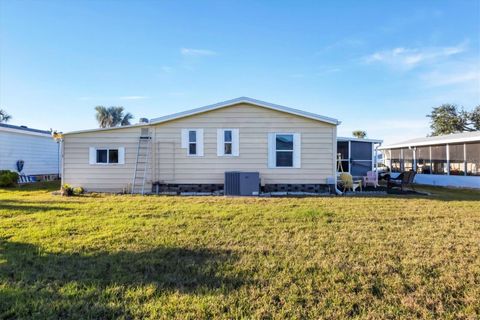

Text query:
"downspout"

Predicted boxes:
[[375, 142, 382, 169], [60, 138, 65, 186], [333, 123, 343, 195], [335, 183, 343, 195]]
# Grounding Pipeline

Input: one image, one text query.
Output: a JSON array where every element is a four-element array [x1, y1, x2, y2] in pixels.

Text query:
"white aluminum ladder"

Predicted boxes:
[[132, 135, 152, 195]]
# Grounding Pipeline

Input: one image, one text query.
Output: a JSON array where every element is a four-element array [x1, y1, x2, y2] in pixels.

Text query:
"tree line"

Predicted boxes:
[[427, 104, 480, 136], [351, 104, 479, 139]]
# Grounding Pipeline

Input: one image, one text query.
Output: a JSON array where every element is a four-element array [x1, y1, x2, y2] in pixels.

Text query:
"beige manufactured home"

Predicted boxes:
[[62, 97, 340, 193]]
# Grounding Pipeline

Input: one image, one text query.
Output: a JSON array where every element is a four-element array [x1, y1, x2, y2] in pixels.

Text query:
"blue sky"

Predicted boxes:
[[1, 0, 479, 144]]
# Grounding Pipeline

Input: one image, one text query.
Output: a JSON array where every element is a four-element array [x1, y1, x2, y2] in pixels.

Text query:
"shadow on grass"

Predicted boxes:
[[0, 200, 72, 214], [0, 181, 61, 193], [0, 239, 247, 318], [345, 184, 480, 202]]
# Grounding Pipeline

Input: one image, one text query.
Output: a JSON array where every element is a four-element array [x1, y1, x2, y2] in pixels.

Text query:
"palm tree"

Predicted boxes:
[[108, 106, 133, 127], [95, 106, 112, 128], [95, 106, 134, 128], [120, 111, 133, 126], [0, 109, 12, 123], [352, 130, 367, 139]]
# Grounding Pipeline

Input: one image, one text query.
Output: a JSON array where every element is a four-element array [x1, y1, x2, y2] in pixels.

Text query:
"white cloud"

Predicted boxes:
[[413, 56, 480, 103], [119, 96, 148, 100], [422, 70, 479, 87], [180, 48, 217, 56], [364, 41, 468, 69]]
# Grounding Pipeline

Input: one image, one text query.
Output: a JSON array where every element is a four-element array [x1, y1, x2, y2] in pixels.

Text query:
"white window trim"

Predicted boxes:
[[268, 132, 301, 168], [181, 129, 204, 157], [217, 128, 239, 157], [188, 131, 197, 156], [89, 147, 125, 165]]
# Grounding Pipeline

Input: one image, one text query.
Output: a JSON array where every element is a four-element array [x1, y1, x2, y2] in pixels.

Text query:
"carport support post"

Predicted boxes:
[[446, 144, 450, 175], [412, 147, 416, 173]]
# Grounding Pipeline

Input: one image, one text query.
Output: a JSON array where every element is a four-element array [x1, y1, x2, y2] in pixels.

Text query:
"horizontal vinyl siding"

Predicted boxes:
[[63, 103, 336, 192], [153, 103, 335, 185], [63, 127, 147, 192], [0, 131, 59, 175]]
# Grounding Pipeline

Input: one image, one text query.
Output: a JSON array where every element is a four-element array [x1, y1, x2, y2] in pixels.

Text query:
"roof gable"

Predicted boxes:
[[64, 97, 339, 135], [150, 97, 340, 125]]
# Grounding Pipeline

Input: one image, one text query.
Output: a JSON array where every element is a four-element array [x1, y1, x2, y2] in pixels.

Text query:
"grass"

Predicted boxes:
[[1, 182, 479, 319]]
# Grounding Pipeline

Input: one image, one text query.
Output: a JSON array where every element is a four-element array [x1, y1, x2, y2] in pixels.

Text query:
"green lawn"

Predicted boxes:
[[1, 182, 479, 319]]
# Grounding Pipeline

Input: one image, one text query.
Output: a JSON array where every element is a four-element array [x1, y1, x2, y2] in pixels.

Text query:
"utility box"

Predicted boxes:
[[224, 172, 260, 196]]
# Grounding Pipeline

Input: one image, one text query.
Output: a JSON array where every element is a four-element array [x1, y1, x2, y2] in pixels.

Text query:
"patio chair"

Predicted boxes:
[[338, 173, 362, 192], [363, 171, 379, 188], [17, 175, 36, 184], [387, 171, 416, 191]]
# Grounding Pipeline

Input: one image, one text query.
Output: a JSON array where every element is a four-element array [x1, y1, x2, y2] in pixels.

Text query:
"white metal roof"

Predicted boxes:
[[337, 136, 383, 144], [150, 97, 340, 125], [379, 131, 480, 149], [0, 123, 52, 137], [64, 123, 148, 135], [64, 97, 340, 135]]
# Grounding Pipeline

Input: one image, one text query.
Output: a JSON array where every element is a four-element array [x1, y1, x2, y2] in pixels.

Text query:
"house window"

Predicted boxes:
[[275, 134, 294, 167], [224, 130, 232, 155], [268, 133, 300, 168], [217, 129, 239, 156], [96, 149, 108, 163], [188, 130, 197, 155], [89, 147, 124, 165], [181, 129, 204, 156], [95, 149, 119, 164]]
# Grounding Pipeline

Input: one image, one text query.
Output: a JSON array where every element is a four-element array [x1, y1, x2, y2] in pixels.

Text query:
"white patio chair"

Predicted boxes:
[[363, 171, 379, 188]]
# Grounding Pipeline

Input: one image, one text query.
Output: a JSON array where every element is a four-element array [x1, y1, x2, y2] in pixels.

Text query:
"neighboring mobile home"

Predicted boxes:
[[62, 97, 341, 193], [380, 132, 480, 189], [0, 123, 60, 178]]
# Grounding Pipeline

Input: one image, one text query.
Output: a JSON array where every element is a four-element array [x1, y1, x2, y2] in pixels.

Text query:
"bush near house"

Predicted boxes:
[[0, 182, 479, 319], [0, 170, 19, 187]]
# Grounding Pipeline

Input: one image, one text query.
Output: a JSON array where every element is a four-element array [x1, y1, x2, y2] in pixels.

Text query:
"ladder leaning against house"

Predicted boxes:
[[132, 129, 152, 195]]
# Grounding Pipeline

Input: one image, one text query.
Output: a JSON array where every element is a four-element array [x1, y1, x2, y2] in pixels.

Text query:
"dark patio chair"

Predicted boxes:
[[387, 171, 416, 191]]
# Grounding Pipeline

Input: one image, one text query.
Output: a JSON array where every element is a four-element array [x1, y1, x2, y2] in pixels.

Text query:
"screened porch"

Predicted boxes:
[[383, 142, 480, 176]]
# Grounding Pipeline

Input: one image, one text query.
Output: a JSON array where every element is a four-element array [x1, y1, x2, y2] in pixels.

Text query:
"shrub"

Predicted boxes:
[[61, 184, 73, 197], [73, 187, 85, 195], [0, 170, 19, 187]]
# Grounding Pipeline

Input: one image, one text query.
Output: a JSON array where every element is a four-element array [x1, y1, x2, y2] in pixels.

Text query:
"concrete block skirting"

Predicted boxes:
[[152, 183, 331, 194], [152, 183, 224, 194], [263, 184, 330, 193]]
